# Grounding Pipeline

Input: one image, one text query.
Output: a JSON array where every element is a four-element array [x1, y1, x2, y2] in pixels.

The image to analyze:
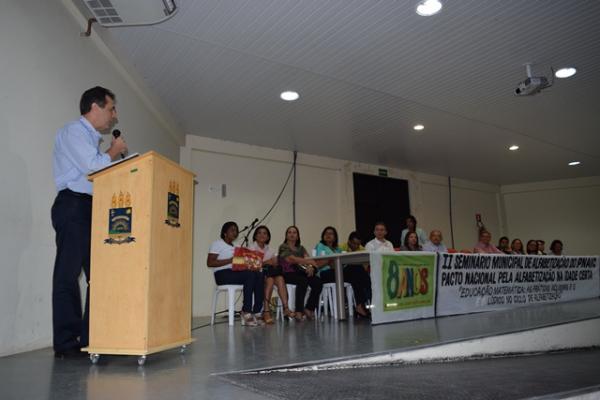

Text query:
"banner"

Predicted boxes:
[[437, 253, 600, 316], [370, 252, 437, 324]]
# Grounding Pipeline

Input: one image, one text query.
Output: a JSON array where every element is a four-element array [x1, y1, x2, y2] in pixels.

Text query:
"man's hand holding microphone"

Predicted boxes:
[[107, 129, 128, 161]]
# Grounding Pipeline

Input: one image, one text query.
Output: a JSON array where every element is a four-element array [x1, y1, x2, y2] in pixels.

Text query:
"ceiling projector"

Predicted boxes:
[[514, 64, 552, 96]]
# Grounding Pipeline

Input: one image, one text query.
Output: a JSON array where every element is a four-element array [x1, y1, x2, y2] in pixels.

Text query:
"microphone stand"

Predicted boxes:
[[240, 218, 259, 247]]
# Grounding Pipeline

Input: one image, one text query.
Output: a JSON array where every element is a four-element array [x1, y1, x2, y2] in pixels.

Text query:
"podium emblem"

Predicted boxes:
[[165, 181, 180, 228], [105, 191, 135, 244]]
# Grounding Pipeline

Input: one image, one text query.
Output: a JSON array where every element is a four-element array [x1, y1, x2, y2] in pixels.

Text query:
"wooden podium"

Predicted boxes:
[[83, 151, 195, 365]]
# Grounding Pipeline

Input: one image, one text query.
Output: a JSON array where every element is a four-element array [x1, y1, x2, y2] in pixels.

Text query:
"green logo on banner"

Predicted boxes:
[[382, 254, 435, 312]]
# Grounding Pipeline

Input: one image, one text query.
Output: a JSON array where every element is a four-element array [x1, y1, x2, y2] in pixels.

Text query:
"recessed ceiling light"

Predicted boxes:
[[555, 67, 577, 79], [508, 145, 519, 151], [416, 0, 443, 16], [413, 124, 425, 131], [568, 161, 581, 166], [280, 91, 299, 101]]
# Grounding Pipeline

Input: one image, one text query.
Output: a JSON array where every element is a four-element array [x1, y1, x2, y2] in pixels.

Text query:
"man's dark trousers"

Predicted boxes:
[[51, 189, 92, 352]]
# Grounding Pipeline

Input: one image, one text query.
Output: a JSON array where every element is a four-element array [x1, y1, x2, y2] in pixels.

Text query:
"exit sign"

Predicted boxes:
[[378, 168, 388, 177]]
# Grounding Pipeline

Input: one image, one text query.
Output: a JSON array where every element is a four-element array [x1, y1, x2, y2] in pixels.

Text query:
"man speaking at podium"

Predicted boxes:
[[51, 86, 127, 358]]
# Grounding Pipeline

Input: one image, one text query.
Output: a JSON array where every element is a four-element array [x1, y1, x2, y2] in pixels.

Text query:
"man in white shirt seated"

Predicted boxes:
[[365, 222, 395, 252], [422, 230, 448, 253]]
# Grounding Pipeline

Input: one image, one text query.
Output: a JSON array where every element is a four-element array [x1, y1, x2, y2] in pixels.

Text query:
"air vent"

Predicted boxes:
[[84, 0, 177, 27]]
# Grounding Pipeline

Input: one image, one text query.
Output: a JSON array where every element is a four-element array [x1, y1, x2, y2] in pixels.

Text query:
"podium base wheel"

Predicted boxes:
[[90, 354, 100, 364], [180, 345, 187, 354], [137, 355, 147, 366]]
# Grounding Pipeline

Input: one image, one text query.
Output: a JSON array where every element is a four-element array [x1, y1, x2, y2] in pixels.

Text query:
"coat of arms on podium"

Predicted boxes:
[[165, 181, 180, 228], [105, 191, 135, 244]]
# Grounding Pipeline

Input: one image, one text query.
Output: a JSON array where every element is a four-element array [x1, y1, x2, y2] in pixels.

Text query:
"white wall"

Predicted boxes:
[[419, 177, 502, 251], [182, 136, 502, 316], [502, 176, 600, 255], [0, 0, 181, 356]]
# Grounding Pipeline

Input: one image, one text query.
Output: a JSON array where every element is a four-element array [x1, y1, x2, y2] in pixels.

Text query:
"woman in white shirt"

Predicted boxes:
[[206, 221, 264, 327], [249, 225, 295, 324], [365, 222, 395, 252]]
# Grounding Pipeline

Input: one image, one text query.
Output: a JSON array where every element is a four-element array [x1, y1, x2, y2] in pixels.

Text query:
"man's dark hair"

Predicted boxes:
[[80, 86, 115, 115], [374, 221, 387, 230]]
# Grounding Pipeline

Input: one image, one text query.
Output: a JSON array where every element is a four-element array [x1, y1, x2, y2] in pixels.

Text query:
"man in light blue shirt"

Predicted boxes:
[[53, 92, 126, 194], [51, 86, 127, 358], [422, 230, 448, 253]]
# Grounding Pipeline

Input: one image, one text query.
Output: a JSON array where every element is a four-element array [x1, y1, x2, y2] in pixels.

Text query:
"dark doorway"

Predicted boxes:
[[353, 173, 410, 248]]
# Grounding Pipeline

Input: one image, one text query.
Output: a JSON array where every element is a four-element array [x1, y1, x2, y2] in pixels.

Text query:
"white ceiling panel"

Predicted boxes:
[[96, 0, 600, 184]]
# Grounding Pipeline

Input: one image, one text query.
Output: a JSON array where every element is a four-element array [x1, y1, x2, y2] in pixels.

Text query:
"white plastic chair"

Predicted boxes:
[[286, 284, 296, 313], [322, 282, 355, 319], [283, 283, 323, 320], [275, 283, 296, 319], [263, 284, 294, 320], [210, 285, 243, 326], [316, 289, 328, 319]]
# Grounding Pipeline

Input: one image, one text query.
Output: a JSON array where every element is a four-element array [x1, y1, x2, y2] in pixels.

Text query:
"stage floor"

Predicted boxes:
[[1, 298, 599, 400]]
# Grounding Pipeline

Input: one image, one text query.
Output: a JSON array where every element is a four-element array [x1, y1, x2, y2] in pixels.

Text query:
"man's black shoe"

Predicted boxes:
[[54, 347, 86, 359]]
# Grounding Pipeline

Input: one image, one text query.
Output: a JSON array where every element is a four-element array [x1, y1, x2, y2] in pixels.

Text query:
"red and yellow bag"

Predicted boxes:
[[232, 247, 263, 271]]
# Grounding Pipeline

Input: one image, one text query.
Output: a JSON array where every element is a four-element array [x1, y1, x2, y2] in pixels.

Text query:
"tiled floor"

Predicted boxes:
[[1, 299, 599, 400]]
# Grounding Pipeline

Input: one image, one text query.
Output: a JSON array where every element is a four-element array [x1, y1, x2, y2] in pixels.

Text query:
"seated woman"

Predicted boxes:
[[400, 215, 428, 247], [248, 225, 294, 323], [473, 230, 502, 254], [511, 238, 525, 255], [315, 227, 371, 318], [279, 226, 322, 321], [206, 221, 264, 327], [340, 231, 365, 252], [341, 231, 372, 304], [526, 239, 539, 255], [400, 231, 422, 251], [549, 240, 564, 256]]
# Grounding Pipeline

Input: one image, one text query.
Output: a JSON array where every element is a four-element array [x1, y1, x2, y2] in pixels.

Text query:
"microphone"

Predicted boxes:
[[241, 218, 260, 246], [112, 129, 125, 159]]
